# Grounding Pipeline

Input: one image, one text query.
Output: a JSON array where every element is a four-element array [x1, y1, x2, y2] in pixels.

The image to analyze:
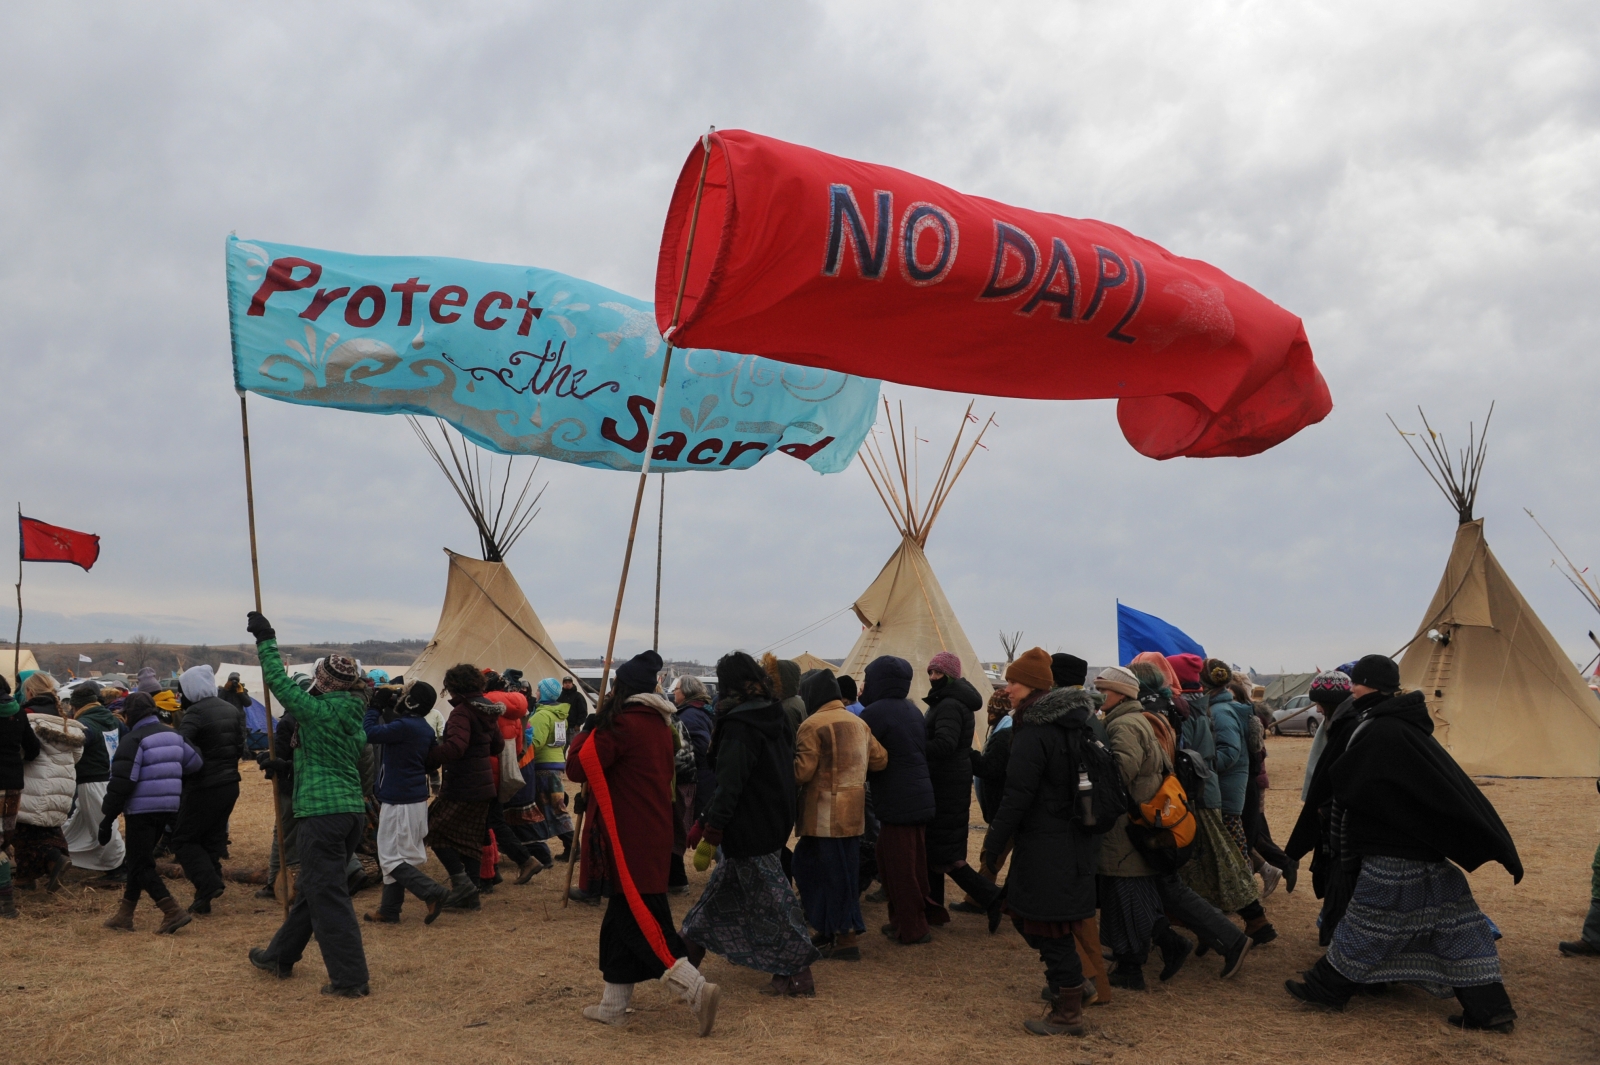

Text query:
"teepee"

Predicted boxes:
[[405, 418, 579, 696], [1391, 406, 1600, 776], [838, 400, 995, 705]]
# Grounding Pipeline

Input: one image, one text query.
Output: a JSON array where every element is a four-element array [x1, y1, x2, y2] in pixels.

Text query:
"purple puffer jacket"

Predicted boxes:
[[101, 716, 203, 818]]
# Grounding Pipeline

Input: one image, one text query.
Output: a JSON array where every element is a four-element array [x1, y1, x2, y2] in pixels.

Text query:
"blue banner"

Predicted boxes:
[[226, 237, 879, 473], [1116, 601, 1205, 666]]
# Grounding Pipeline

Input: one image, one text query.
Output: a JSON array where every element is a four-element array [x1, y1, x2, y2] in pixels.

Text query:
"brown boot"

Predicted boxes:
[[103, 898, 137, 932], [154, 895, 193, 935], [1024, 987, 1085, 1036]]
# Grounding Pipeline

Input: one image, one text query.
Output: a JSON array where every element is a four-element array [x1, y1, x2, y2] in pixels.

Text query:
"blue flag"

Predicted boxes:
[[226, 237, 880, 474], [1117, 602, 1205, 666]]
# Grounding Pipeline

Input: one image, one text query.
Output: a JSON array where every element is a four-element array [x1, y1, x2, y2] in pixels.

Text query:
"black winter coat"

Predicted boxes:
[[980, 687, 1100, 923], [705, 698, 796, 858], [177, 696, 248, 788], [0, 707, 43, 790], [861, 697, 936, 826], [923, 676, 979, 864], [970, 720, 1014, 823], [428, 698, 504, 803]]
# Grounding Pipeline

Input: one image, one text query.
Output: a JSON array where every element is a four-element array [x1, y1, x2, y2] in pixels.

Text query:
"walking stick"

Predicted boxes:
[[239, 393, 291, 918], [561, 792, 587, 906], [563, 128, 715, 908]]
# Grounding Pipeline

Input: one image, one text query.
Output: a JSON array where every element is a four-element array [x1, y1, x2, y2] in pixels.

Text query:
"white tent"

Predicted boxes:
[[837, 400, 994, 706]]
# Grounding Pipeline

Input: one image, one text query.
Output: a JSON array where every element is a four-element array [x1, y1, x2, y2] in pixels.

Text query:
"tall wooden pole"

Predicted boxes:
[[239, 393, 290, 917], [13, 504, 21, 689], [653, 473, 665, 652], [565, 129, 714, 907]]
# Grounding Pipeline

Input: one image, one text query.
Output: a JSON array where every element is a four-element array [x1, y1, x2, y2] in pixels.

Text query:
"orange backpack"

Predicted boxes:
[[1124, 723, 1197, 872]]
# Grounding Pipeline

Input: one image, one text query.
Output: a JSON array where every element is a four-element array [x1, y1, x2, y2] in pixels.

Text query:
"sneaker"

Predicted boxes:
[[1260, 864, 1283, 898], [363, 910, 399, 924], [1220, 935, 1253, 979], [321, 983, 371, 998]]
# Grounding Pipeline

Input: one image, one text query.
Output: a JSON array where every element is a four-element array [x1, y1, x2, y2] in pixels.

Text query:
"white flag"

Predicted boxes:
[[78, 654, 92, 663]]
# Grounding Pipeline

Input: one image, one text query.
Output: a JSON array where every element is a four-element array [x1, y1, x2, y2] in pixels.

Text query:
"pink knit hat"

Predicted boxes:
[[928, 651, 963, 679]]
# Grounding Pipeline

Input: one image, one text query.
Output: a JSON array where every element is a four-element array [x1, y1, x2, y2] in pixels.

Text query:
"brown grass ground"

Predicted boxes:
[[3, 737, 1597, 1065]]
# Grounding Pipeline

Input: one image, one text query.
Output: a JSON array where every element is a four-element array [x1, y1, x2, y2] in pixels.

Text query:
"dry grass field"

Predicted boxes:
[[3, 736, 1597, 1065]]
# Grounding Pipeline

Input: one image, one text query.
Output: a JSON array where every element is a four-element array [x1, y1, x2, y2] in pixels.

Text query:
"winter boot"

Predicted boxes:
[[189, 884, 224, 915], [515, 857, 543, 885], [1220, 933, 1253, 979], [818, 930, 860, 961], [365, 882, 404, 923], [582, 981, 633, 1026], [661, 957, 720, 1035], [154, 895, 193, 935], [1245, 915, 1278, 945], [1259, 863, 1283, 898], [44, 850, 70, 893], [443, 872, 481, 911], [1155, 926, 1193, 981], [1024, 986, 1085, 1036], [784, 966, 816, 996], [0, 892, 15, 920], [1108, 956, 1146, 991], [104, 898, 138, 931]]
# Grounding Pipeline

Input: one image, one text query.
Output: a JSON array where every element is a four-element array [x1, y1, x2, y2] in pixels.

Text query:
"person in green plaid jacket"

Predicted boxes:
[[244, 611, 373, 997]]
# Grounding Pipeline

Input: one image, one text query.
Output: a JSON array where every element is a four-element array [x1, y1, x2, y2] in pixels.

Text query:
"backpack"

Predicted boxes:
[[1123, 732, 1198, 873], [1172, 747, 1212, 805], [1064, 722, 1129, 835]]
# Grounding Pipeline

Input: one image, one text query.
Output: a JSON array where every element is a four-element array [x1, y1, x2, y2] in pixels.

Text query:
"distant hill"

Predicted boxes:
[[2, 639, 427, 682]]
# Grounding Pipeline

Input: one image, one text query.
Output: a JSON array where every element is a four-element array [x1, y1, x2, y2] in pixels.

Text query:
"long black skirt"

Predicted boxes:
[[600, 892, 686, 985]]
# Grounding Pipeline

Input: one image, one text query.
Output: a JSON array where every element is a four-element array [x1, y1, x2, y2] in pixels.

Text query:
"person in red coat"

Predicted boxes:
[[566, 651, 719, 1036], [480, 673, 539, 886]]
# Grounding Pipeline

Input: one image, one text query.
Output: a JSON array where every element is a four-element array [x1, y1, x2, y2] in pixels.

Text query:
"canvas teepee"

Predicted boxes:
[[1391, 407, 1600, 777], [838, 400, 994, 705], [405, 419, 579, 695]]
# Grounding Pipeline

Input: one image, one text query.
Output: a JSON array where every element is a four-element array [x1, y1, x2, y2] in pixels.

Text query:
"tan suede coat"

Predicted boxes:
[[794, 701, 888, 837]]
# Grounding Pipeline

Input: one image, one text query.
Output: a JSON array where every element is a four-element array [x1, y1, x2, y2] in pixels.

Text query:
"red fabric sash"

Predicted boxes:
[[576, 736, 676, 968]]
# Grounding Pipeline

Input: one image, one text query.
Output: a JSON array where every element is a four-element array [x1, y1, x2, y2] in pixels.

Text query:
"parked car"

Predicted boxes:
[[1271, 695, 1324, 736]]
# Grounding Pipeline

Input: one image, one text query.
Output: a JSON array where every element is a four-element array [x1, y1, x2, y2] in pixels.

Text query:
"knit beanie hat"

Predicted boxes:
[[1005, 647, 1053, 692], [1131, 652, 1181, 693], [837, 674, 859, 704], [928, 651, 963, 679], [615, 650, 664, 691], [1348, 654, 1401, 692], [136, 666, 162, 694], [71, 681, 102, 708], [1308, 670, 1351, 708], [1050, 653, 1088, 688], [401, 681, 437, 715], [1168, 653, 1204, 691], [1094, 665, 1141, 699], [315, 653, 365, 692], [538, 677, 562, 704]]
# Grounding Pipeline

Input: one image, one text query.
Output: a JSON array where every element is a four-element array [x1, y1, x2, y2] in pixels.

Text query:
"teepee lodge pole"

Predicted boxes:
[[653, 472, 665, 652], [238, 393, 290, 918]]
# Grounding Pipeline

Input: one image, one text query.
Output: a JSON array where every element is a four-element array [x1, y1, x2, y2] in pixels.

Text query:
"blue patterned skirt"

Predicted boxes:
[[680, 851, 821, 976], [1327, 855, 1502, 996]]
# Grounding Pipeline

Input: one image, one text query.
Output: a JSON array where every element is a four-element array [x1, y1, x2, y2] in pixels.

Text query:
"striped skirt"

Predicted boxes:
[[1327, 855, 1502, 996]]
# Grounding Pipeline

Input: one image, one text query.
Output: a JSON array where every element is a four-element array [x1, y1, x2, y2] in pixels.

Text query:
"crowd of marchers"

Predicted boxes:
[[7, 620, 1585, 1038]]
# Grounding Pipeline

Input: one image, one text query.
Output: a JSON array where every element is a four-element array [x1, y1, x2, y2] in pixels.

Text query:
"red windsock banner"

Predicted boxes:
[[654, 131, 1331, 459], [19, 516, 100, 571]]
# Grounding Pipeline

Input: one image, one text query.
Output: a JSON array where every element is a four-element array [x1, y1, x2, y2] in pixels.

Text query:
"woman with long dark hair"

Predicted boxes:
[[680, 651, 819, 996]]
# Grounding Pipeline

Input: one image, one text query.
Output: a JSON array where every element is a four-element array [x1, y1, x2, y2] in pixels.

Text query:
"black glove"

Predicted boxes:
[[572, 790, 587, 816], [246, 610, 276, 642], [98, 816, 115, 847], [260, 757, 291, 779]]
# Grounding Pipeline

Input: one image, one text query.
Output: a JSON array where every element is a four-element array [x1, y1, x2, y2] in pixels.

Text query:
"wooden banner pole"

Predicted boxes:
[[565, 128, 714, 907], [239, 393, 291, 918]]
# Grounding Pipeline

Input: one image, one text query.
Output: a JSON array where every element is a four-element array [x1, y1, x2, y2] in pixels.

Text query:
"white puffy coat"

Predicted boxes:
[[20, 713, 86, 828]]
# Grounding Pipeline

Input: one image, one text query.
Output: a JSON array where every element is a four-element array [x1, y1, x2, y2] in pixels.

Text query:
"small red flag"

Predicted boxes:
[[19, 515, 100, 571]]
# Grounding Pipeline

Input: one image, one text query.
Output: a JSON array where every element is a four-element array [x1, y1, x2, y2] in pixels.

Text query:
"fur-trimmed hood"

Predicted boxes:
[[1015, 685, 1094, 727]]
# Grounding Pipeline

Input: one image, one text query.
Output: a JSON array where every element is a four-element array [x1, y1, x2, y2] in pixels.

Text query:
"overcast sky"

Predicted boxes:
[[4, 2, 1599, 672]]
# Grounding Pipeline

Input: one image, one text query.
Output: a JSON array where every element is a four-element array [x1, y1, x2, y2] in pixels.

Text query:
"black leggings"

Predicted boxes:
[[433, 844, 468, 878], [122, 812, 173, 903], [486, 800, 530, 865]]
